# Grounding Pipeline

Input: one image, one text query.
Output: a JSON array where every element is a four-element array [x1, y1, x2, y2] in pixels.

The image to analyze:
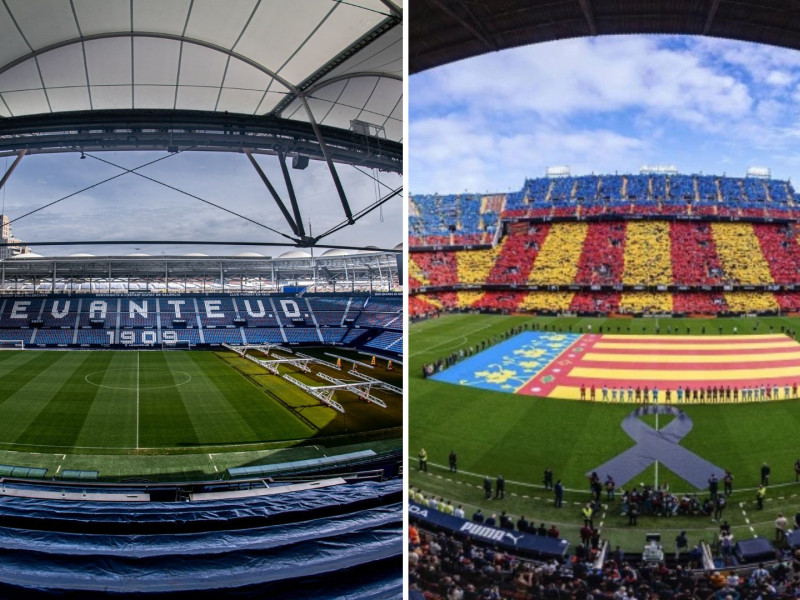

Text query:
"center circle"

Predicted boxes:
[[84, 368, 192, 391]]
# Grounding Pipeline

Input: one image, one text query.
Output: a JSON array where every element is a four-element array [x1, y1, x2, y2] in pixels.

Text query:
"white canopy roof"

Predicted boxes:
[[0, 0, 402, 140]]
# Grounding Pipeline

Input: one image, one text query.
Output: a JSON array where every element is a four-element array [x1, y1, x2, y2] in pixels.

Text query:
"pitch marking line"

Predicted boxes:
[[409, 320, 504, 357], [410, 459, 800, 494], [739, 501, 756, 538], [84, 369, 192, 391]]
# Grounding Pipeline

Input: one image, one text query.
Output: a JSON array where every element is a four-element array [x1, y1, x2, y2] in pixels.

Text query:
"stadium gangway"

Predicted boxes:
[[245, 354, 312, 375], [316, 372, 387, 407], [282, 374, 346, 413], [593, 541, 608, 570], [344, 370, 402, 395], [701, 542, 716, 572]]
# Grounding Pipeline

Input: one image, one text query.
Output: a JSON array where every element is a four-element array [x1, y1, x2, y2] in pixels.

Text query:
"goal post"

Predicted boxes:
[[161, 340, 193, 351], [0, 339, 24, 350]]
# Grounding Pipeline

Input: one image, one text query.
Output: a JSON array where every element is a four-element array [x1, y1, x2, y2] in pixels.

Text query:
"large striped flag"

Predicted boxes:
[[431, 332, 800, 400]]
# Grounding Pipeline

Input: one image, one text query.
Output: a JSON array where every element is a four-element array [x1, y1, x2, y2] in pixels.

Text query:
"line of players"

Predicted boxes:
[[578, 382, 800, 403]]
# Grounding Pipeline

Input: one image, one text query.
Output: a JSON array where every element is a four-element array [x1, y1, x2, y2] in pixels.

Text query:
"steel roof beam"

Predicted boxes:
[[245, 150, 299, 237], [428, 0, 498, 51], [0, 109, 401, 172], [577, 0, 598, 35], [278, 150, 306, 239], [0, 149, 25, 192], [704, 0, 722, 34]]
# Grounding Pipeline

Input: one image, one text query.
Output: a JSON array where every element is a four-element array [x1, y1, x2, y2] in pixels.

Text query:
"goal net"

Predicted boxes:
[[0, 339, 24, 350], [161, 340, 194, 351]]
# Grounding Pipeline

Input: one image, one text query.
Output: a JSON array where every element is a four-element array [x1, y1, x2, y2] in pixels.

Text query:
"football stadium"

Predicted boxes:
[[409, 3, 800, 600], [0, 2, 402, 598]]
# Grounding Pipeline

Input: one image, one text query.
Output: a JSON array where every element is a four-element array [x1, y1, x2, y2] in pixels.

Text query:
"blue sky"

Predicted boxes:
[[410, 35, 800, 195], [1, 149, 402, 256]]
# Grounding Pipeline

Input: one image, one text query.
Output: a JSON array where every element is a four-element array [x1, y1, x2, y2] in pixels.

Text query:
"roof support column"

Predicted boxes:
[[298, 96, 354, 224], [577, 0, 597, 35], [245, 150, 299, 236], [0, 150, 26, 193], [278, 150, 306, 239], [704, 0, 721, 34]]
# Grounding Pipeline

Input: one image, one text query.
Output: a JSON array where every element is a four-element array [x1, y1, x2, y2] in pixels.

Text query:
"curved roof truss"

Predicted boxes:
[[0, 1, 403, 252], [410, 0, 800, 74]]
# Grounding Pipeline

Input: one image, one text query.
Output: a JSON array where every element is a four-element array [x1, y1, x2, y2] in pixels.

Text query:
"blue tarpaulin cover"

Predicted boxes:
[[0, 479, 402, 597]]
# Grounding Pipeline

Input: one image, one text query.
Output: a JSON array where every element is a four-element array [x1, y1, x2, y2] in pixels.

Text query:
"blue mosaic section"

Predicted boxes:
[[430, 331, 582, 393]]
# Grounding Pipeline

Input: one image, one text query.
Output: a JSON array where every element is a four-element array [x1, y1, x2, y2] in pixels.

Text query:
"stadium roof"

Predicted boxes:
[[0, 251, 401, 291], [410, 0, 800, 74], [0, 1, 403, 253], [0, 0, 402, 140]]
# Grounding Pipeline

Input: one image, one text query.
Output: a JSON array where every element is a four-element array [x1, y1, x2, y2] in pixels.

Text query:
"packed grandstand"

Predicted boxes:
[[409, 170, 800, 600], [410, 172, 800, 318]]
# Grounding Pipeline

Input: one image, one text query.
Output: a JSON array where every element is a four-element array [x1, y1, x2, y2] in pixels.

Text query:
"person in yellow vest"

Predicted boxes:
[[756, 484, 766, 510], [371, 355, 376, 366], [582, 503, 594, 528], [441, 500, 454, 515], [418, 447, 428, 472], [386, 360, 393, 371], [336, 357, 342, 368]]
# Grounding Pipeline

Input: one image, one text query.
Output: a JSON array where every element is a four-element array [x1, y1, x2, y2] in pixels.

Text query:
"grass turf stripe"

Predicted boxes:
[[137, 351, 200, 449], [15, 351, 106, 449]]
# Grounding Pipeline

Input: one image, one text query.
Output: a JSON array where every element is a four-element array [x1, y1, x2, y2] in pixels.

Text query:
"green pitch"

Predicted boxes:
[[0, 348, 402, 480], [410, 313, 800, 551]]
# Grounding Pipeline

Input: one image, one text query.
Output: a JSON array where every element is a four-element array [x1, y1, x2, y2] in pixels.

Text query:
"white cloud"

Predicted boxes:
[[410, 114, 646, 194], [415, 36, 753, 125], [410, 35, 800, 192], [765, 70, 793, 86]]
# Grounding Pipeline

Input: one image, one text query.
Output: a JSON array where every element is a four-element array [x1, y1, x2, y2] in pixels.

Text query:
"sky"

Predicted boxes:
[[1, 149, 402, 257], [410, 35, 800, 195]]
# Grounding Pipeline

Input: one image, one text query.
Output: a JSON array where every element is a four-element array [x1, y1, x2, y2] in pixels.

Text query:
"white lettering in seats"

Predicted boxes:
[[10, 301, 30, 319], [167, 300, 185, 318], [89, 301, 107, 320], [243, 299, 265, 317], [204, 300, 224, 318], [129, 300, 148, 319], [51, 300, 70, 319], [280, 299, 300, 318]]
